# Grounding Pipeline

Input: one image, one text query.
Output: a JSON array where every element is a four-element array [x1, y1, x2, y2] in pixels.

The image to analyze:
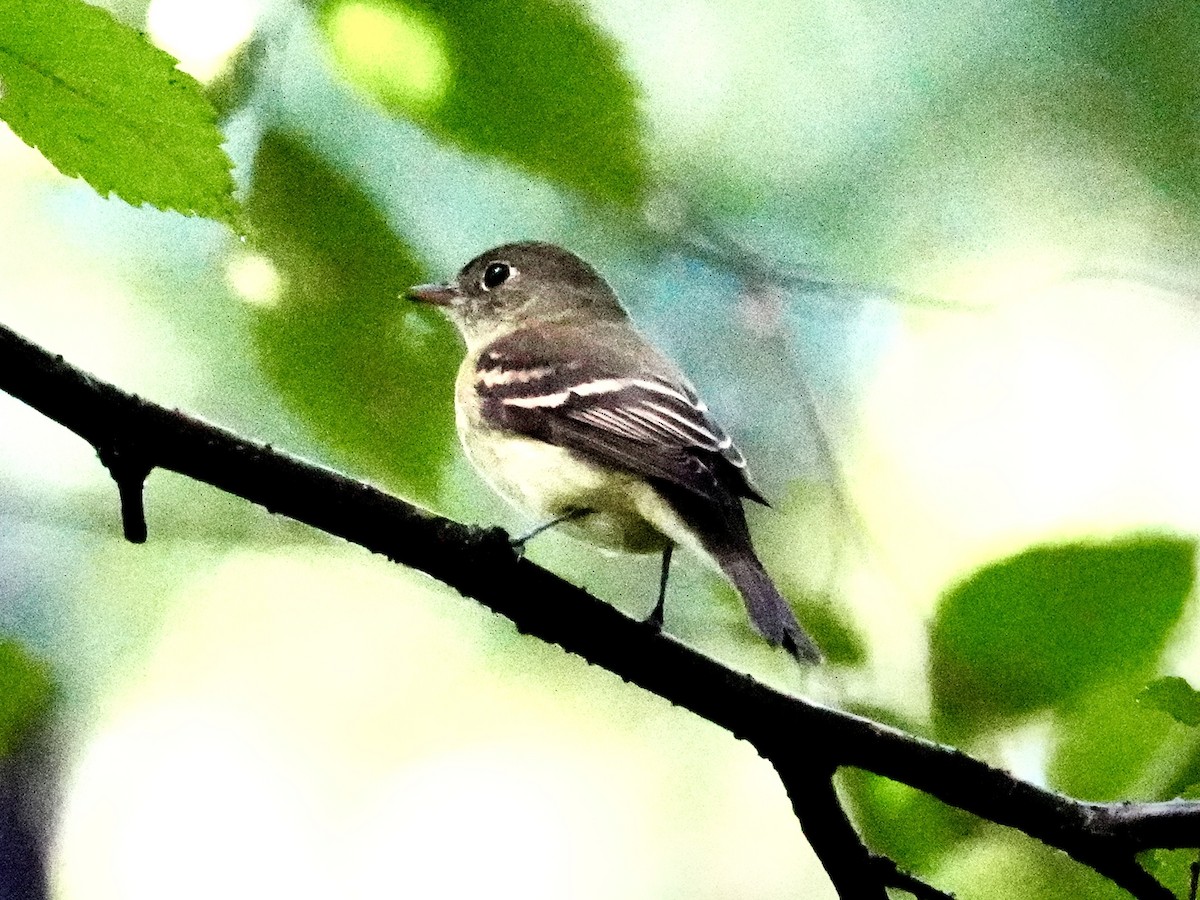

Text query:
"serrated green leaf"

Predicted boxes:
[[0, 0, 238, 222], [0, 638, 53, 758], [246, 129, 460, 502], [316, 0, 647, 207], [1139, 676, 1200, 727], [930, 535, 1195, 737]]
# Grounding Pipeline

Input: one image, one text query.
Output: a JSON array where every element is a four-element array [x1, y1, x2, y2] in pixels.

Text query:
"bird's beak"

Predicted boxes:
[[408, 282, 460, 306]]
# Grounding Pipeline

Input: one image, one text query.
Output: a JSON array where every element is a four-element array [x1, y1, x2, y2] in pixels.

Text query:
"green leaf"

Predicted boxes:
[[1155, 748, 1200, 803], [1139, 676, 1200, 727], [930, 535, 1195, 736], [246, 129, 460, 502], [795, 598, 867, 667], [939, 834, 1132, 900], [0, 638, 53, 757], [1139, 848, 1199, 900], [316, 0, 647, 207], [0, 0, 238, 222], [839, 768, 978, 872], [1055, 1, 1200, 206], [1050, 678, 1183, 801], [204, 29, 266, 120]]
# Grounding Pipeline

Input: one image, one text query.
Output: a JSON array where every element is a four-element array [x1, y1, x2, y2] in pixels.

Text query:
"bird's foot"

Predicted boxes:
[[511, 508, 591, 550]]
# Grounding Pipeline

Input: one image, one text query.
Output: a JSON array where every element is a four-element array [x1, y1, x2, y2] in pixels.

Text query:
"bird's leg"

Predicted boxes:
[[511, 507, 591, 551], [646, 545, 673, 628]]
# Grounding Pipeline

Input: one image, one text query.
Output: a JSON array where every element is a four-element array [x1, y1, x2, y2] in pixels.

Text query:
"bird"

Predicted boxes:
[[408, 241, 821, 662]]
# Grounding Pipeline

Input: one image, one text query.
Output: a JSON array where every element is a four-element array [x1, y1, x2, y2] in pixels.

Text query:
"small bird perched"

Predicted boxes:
[[409, 242, 821, 663]]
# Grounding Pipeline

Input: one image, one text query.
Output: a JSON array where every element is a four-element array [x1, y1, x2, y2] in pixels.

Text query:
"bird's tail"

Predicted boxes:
[[658, 479, 822, 663], [717, 551, 823, 663]]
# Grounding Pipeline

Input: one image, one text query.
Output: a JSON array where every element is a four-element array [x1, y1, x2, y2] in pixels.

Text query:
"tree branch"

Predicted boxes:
[[772, 751, 888, 900], [1, 319, 1198, 898], [867, 854, 956, 900]]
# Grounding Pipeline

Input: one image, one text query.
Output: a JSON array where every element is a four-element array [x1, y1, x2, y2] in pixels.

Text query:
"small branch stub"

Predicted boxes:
[[97, 443, 153, 544]]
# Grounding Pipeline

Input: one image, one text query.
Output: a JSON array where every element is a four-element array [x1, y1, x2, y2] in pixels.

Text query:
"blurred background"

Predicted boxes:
[[4, 0, 1200, 896]]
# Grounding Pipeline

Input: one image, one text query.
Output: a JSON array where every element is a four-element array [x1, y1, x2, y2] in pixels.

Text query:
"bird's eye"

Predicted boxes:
[[481, 261, 513, 290]]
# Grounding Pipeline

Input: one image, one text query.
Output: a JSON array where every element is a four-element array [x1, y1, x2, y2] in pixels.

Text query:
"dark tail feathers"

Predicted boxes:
[[720, 554, 823, 664]]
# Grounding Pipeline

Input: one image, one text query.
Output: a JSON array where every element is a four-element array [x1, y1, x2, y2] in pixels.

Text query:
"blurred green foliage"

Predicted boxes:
[[246, 130, 460, 501], [930, 535, 1195, 738], [1140, 676, 1200, 728], [940, 833, 1133, 900], [1049, 677, 1185, 801], [314, 0, 647, 207], [0, 638, 53, 758], [1055, 0, 1200, 204], [0, 0, 237, 222], [788, 592, 866, 668], [1141, 847, 1200, 900], [840, 768, 979, 872]]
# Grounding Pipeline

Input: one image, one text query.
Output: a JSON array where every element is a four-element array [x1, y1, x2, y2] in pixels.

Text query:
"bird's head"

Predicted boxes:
[[409, 242, 628, 349]]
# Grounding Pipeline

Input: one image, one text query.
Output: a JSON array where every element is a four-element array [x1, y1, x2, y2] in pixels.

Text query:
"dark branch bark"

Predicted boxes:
[[772, 752, 888, 899], [867, 854, 956, 900], [2, 319, 1198, 898]]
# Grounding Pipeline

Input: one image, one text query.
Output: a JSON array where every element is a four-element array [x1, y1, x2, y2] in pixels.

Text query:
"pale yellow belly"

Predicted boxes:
[[460, 423, 672, 553]]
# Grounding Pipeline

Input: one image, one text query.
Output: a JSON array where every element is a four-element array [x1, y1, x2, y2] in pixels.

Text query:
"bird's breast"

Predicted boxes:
[[454, 384, 669, 554]]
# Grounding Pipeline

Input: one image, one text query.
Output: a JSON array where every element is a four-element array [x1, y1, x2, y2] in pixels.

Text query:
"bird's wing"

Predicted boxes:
[[474, 323, 767, 504]]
